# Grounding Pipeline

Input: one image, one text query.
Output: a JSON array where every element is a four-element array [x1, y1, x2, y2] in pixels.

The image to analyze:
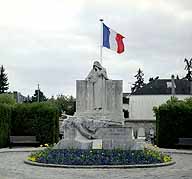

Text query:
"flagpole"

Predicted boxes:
[[99, 19, 103, 65]]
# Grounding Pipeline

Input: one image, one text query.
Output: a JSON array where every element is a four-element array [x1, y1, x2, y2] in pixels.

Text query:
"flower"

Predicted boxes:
[[27, 156, 36, 162], [44, 144, 49, 147], [40, 144, 43, 147], [163, 155, 172, 163]]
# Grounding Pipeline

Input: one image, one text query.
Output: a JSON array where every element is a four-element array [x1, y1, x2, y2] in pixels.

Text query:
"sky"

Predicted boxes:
[[0, 0, 192, 98]]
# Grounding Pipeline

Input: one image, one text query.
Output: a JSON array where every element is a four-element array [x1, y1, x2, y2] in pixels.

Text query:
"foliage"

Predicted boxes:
[[0, 65, 9, 94], [184, 58, 192, 81], [49, 95, 76, 115], [11, 102, 59, 144], [131, 68, 145, 93], [0, 93, 16, 105], [144, 143, 172, 163], [27, 146, 172, 165], [0, 103, 12, 148], [32, 89, 47, 102], [28, 145, 52, 162], [153, 97, 192, 148], [149, 76, 159, 82]]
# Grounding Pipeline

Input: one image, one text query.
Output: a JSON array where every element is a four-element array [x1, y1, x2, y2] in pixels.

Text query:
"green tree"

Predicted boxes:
[[49, 95, 76, 115], [32, 89, 47, 102], [0, 65, 9, 94], [184, 58, 192, 81], [131, 68, 145, 93]]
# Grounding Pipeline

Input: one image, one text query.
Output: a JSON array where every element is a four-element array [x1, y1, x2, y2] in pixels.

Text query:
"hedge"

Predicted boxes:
[[0, 93, 16, 105], [0, 103, 12, 148], [11, 102, 59, 145], [153, 97, 192, 148]]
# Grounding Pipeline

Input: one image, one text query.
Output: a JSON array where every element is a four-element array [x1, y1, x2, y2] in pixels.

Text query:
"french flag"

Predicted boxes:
[[102, 23, 125, 54]]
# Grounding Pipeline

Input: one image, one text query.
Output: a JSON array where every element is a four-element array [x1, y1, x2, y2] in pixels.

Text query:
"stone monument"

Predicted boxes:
[[55, 61, 144, 150], [76, 61, 124, 122]]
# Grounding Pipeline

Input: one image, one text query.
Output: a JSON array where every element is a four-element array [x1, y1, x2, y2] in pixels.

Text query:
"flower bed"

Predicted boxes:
[[27, 144, 172, 165]]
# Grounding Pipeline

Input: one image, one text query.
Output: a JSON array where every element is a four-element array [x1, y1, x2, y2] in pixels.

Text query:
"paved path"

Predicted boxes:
[[0, 149, 192, 179]]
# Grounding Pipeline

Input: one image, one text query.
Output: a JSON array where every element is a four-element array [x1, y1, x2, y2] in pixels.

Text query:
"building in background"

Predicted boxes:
[[123, 76, 192, 140], [13, 91, 27, 103]]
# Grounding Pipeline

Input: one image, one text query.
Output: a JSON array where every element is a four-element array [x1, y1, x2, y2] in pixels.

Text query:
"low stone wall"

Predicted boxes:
[[124, 120, 156, 139]]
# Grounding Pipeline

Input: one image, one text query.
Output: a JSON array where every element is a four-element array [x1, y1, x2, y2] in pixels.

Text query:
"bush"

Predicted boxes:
[[0, 103, 12, 148], [11, 102, 59, 144], [153, 97, 192, 148], [0, 93, 16, 105]]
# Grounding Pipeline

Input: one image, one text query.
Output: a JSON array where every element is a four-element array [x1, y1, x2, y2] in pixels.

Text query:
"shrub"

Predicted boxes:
[[0, 93, 16, 105], [153, 97, 192, 148], [0, 103, 12, 148], [11, 102, 59, 144]]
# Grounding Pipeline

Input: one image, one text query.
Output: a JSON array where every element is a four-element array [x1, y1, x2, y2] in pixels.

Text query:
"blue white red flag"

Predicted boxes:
[[102, 23, 125, 54]]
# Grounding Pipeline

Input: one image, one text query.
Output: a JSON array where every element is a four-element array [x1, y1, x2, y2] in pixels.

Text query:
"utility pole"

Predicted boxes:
[[37, 84, 40, 102]]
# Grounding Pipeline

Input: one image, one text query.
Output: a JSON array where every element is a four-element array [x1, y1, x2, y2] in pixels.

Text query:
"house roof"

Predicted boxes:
[[131, 79, 191, 95]]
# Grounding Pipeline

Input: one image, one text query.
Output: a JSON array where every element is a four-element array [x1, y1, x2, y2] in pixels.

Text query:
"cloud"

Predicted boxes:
[[0, 0, 192, 97]]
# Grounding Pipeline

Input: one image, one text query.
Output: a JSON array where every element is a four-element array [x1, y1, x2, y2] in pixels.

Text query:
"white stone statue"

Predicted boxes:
[[85, 61, 108, 111], [86, 61, 108, 82]]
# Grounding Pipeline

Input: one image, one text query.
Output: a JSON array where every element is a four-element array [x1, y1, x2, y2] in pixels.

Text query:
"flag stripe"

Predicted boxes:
[[103, 23, 110, 49], [116, 33, 124, 53], [102, 23, 125, 54], [109, 29, 117, 51]]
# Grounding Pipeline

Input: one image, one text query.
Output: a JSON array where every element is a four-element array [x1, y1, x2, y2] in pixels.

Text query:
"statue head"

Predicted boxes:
[[93, 61, 102, 70], [86, 60, 108, 81]]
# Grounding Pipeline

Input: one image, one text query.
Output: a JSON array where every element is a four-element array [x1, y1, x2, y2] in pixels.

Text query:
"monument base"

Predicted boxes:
[[55, 120, 144, 150]]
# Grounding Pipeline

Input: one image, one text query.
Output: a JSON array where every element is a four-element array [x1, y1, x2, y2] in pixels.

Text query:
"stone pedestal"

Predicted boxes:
[[55, 124, 142, 150], [76, 80, 124, 123]]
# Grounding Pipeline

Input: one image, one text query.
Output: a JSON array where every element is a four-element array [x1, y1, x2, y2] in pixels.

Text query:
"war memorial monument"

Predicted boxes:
[[55, 61, 144, 150]]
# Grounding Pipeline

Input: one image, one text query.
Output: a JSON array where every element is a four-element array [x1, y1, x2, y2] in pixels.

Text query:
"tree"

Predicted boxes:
[[49, 95, 76, 115], [184, 58, 192, 94], [32, 89, 47, 102], [0, 65, 9, 94], [149, 76, 159, 82], [184, 58, 192, 81], [131, 68, 145, 93]]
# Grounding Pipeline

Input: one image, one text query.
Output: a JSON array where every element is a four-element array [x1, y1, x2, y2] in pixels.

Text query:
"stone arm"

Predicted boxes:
[[74, 122, 96, 139], [86, 69, 93, 79], [100, 68, 108, 80]]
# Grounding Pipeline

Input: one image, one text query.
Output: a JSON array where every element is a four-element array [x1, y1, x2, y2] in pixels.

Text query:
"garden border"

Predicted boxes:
[[3, 147, 192, 169], [24, 159, 175, 168]]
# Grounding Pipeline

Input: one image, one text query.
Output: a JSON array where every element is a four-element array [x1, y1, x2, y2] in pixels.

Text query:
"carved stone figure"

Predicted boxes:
[[62, 117, 121, 140], [86, 61, 108, 82], [85, 61, 108, 110], [76, 61, 123, 122]]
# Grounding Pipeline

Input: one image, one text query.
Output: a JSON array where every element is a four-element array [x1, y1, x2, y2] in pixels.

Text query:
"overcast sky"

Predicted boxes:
[[0, 0, 192, 98]]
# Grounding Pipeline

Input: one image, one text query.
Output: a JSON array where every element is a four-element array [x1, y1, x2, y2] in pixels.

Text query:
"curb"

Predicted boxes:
[[24, 159, 176, 169], [160, 149, 192, 155], [1, 147, 191, 169], [0, 148, 43, 153]]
